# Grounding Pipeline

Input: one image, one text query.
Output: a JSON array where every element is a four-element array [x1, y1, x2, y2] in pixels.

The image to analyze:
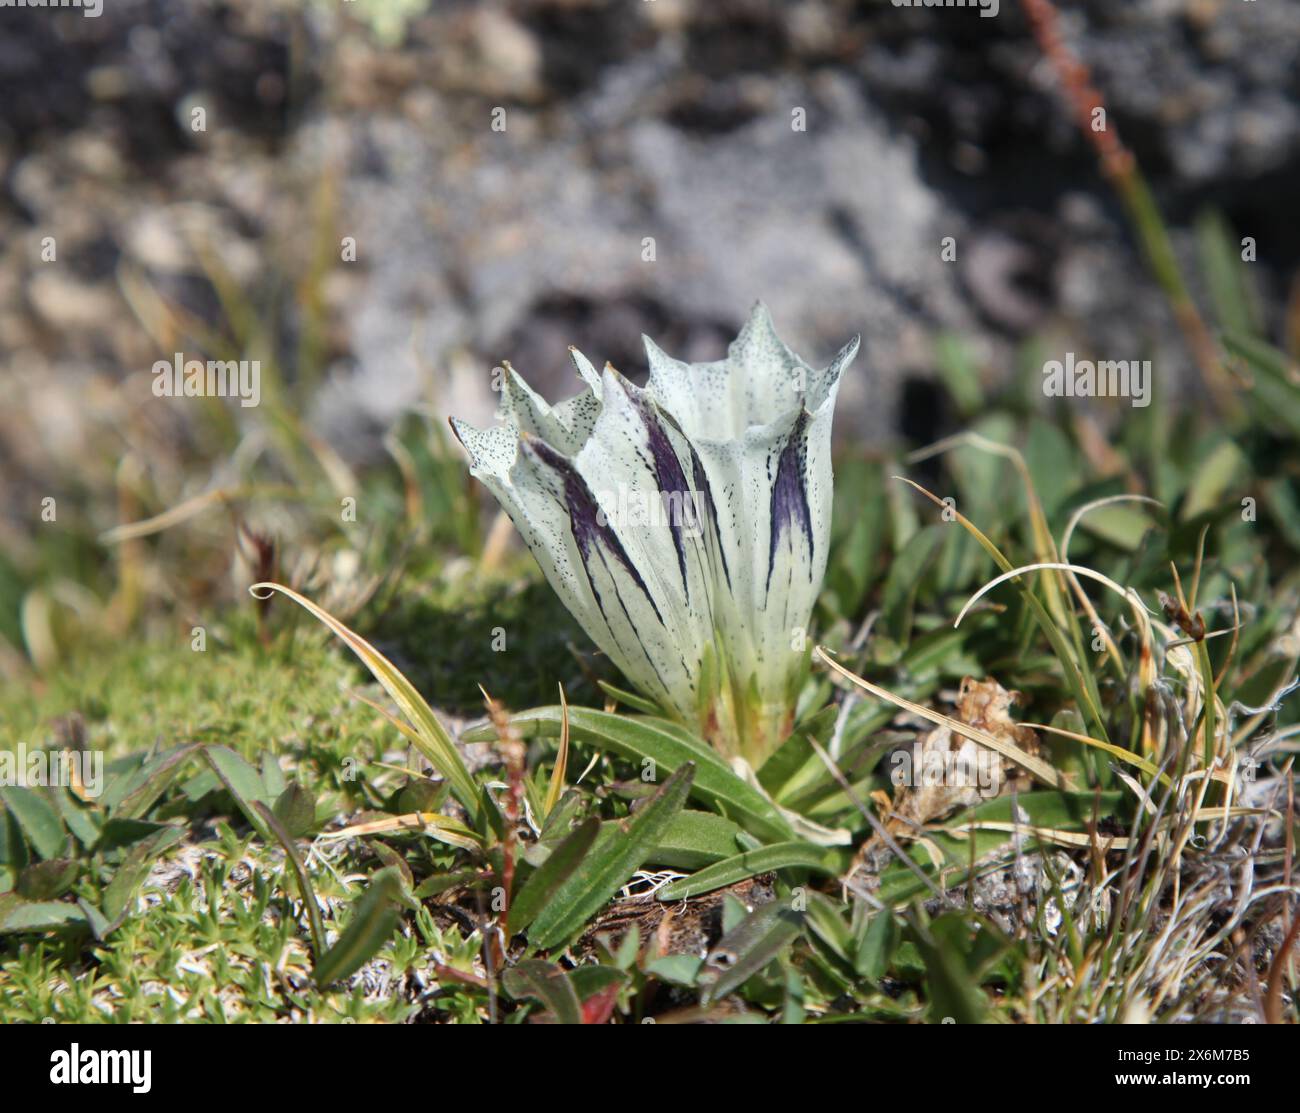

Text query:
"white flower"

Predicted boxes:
[[451, 303, 859, 765]]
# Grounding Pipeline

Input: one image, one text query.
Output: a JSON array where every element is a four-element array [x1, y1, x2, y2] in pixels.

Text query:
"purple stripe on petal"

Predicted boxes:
[[526, 438, 665, 628], [630, 393, 694, 598], [766, 412, 814, 594], [689, 446, 731, 593]]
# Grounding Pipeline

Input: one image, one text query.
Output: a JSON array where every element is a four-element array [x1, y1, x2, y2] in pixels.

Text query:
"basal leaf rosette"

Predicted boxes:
[[451, 303, 859, 766]]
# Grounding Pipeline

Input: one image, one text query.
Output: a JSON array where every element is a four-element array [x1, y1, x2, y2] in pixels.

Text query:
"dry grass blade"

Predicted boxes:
[[322, 811, 482, 851], [814, 646, 1066, 789], [1060, 494, 1164, 671], [544, 682, 572, 819], [949, 821, 1129, 851], [1026, 721, 1165, 782], [955, 561, 1153, 632], [249, 581, 481, 819], [894, 474, 1108, 739], [907, 432, 1071, 625]]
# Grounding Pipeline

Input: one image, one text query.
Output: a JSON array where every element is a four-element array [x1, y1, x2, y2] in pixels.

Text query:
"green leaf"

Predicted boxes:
[[102, 825, 185, 927], [656, 842, 834, 901], [700, 900, 803, 1005], [1195, 209, 1262, 338], [595, 681, 662, 716], [413, 868, 485, 900], [646, 954, 703, 987], [466, 707, 792, 843], [567, 964, 628, 1000], [648, 810, 744, 870], [527, 763, 695, 950], [934, 332, 986, 416], [881, 525, 944, 649], [0, 807, 28, 870], [909, 914, 991, 1024], [110, 743, 202, 820], [854, 910, 900, 980], [1077, 504, 1156, 551], [0, 898, 87, 934], [313, 867, 406, 987], [757, 705, 837, 794], [205, 746, 274, 840], [260, 752, 287, 801], [508, 817, 599, 936], [1181, 438, 1245, 521], [16, 858, 79, 901], [1223, 332, 1300, 437], [0, 787, 66, 861], [502, 959, 582, 1024], [256, 802, 326, 961], [248, 582, 481, 823], [272, 781, 317, 838], [50, 787, 100, 850], [94, 817, 176, 855]]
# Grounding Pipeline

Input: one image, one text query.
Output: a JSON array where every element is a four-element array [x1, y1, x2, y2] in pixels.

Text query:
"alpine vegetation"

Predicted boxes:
[[451, 303, 859, 766]]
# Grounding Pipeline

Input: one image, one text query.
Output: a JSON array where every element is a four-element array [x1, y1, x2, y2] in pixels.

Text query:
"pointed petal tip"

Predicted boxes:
[[447, 415, 471, 445], [568, 346, 602, 392]]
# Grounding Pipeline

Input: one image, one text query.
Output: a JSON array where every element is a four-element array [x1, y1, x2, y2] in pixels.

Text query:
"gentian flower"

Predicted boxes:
[[451, 303, 859, 766]]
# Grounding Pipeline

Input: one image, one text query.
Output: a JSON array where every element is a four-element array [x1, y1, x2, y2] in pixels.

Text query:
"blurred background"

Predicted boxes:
[[1, 0, 1298, 689]]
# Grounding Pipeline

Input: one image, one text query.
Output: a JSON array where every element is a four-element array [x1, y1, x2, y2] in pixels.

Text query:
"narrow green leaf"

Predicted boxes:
[[508, 817, 599, 936], [112, 743, 202, 820], [314, 867, 406, 986], [657, 842, 834, 901], [854, 911, 900, 980], [882, 524, 944, 647], [50, 787, 101, 849], [910, 914, 989, 1024], [102, 826, 185, 925], [256, 802, 326, 962], [466, 708, 791, 843], [701, 900, 803, 1005], [596, 681, 661, 716], [528, 763, 695, 950]]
